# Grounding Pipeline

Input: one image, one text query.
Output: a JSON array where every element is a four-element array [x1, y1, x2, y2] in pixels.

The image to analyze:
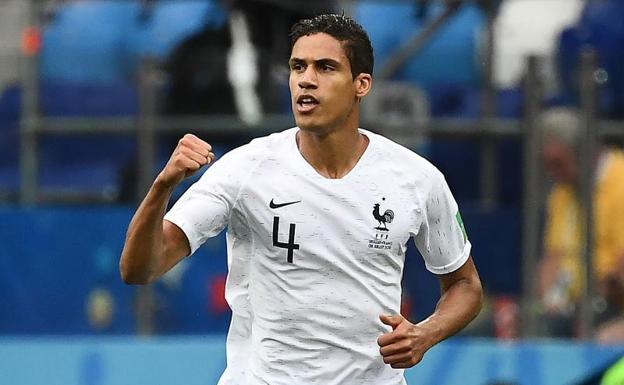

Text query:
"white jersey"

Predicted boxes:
[[164, 127, 471, 385]]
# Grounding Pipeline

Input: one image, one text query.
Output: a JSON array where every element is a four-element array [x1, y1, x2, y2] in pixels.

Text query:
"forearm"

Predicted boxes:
[[119, 179, 174, 284], [417, 275, 483, 347], [119, 134, 214, 284]]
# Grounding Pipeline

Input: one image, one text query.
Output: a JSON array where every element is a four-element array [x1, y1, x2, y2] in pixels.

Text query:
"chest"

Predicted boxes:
[[233, 171, 421, 267]]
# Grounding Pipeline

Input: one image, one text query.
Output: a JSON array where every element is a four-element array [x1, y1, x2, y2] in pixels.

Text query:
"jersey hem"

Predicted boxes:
[[425, 240, 472, 275], [163, 215, 200, 255]]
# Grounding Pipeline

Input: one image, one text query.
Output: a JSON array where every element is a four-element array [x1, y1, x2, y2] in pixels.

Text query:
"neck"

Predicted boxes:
[[296, 126, 369, 179]]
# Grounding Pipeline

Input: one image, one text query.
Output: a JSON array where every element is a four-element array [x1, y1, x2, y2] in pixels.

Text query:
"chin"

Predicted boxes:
[[294, 116, 322, 131]]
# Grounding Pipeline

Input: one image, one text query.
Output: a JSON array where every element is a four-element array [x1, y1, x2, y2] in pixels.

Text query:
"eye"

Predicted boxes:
[[290, 63, 305, 72], [321, 63, 335, 72]]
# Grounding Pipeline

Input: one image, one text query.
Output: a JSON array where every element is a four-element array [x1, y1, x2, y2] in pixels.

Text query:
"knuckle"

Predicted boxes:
[[171, 156, 182, 166], [178, 155, 192, 165]]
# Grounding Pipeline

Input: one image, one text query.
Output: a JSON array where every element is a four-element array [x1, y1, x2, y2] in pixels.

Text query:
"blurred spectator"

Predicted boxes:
[[537, 107, 624, 338]]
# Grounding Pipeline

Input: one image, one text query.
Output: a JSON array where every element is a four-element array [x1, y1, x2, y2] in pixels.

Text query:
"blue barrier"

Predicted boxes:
[[0, 206, 230, 335], [0, 337, 621, 385], [0, 205, 519, 335]]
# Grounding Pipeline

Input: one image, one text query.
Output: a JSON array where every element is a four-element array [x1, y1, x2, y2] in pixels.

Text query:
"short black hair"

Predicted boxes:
[[289, 14, 374, 79]]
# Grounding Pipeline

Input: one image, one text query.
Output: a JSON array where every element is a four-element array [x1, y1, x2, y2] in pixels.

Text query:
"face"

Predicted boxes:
[[289, 33, 371, 134], [542, 137, 578, 184]]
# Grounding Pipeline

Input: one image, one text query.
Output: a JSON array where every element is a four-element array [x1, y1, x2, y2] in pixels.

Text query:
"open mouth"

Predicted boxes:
[[296, 95, 319, 113]]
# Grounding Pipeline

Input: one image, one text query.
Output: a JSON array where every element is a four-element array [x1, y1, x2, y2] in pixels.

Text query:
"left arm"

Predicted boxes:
[[377, 256, 482, 369]]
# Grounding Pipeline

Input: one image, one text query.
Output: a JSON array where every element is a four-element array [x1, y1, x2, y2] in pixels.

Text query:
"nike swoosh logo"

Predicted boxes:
[[269, 199, 301, 209]]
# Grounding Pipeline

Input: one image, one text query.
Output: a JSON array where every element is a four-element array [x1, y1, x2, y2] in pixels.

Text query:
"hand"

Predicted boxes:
[[377, 314, 434, 369], [156, 134, 215, 189]]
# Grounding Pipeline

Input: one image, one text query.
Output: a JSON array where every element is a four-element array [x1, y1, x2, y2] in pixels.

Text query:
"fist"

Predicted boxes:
[[157, 134, 215, 188], [377, 314, 432, 369]]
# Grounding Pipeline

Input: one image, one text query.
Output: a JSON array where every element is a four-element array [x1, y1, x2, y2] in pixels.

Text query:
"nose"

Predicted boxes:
[[298, 67, 318, 89]]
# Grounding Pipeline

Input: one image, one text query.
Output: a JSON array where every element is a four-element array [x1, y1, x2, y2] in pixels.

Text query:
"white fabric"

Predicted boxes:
[[164, 127, 471, 385], [493, 0, 583, 89], [227, 10, 262, 125]]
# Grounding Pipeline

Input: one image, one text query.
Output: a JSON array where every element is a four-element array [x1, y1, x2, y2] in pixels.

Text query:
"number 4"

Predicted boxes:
[[272, 216, 300, 263]]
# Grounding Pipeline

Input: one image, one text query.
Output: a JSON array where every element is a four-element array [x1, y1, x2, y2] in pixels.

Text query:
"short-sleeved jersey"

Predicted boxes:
[[164, 127, 471, 385]]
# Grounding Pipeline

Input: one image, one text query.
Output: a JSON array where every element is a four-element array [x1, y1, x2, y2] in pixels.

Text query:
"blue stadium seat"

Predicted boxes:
[[354, 1, 484, 90], [38, 159, 122, 199], [555, 0, 624, 118], [41, 0, 225, 83], [0, 85, 21, 196], [130, 0, 226, 59], [41, 1, 141, 83], [33, 0, 228, 199], [38, 81, 138, 199], [0, 83, 139, 199], [36, 1, 144, 198], [40, 81, 139, 117]]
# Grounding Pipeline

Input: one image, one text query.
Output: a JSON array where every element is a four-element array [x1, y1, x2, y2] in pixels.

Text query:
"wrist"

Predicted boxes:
[[415, 317, 444, 349], [152, 175, 176, 193]]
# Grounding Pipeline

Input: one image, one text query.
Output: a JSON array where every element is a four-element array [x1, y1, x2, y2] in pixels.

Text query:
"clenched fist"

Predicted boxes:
[[377, 314, 434, 369], [156, 134, 215, 189]]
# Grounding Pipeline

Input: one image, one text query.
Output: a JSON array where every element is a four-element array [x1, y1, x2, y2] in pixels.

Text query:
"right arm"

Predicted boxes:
[[119, 134, 215, 284]]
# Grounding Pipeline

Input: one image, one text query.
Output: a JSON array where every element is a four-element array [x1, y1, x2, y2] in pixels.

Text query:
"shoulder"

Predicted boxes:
[[363, 128, 444, 181]]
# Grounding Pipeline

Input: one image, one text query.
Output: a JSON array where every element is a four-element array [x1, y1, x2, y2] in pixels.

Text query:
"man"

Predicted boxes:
[[537, 107, 624, 338], [120, 14, 482, 384]]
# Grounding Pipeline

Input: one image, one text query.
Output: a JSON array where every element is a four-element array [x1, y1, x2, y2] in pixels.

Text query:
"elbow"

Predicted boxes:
[[119, 259, 152, 285], [472, 277, 485, 316]]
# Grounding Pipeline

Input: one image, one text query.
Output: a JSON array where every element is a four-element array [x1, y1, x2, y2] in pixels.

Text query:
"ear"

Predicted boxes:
[[354, 73, 372, 99]]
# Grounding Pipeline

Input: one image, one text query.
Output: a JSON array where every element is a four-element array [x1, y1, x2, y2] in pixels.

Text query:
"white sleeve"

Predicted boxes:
[[164, 149, 244, 255], [414, 169, 471, 274]]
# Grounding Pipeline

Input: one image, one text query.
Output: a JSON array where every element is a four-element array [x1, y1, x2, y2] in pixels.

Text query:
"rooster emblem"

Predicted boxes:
[[373, 202, 394, 231]]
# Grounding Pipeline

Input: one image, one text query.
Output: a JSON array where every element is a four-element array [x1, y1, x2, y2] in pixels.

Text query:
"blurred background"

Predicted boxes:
[[1, 0, 624, 384]]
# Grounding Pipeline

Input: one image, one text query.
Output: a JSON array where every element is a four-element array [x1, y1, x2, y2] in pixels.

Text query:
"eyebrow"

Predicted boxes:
[[289, 58, 342, 68]]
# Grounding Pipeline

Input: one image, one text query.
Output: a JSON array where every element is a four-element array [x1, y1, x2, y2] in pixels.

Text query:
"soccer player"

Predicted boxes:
[[120, 14, 482, 385]]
